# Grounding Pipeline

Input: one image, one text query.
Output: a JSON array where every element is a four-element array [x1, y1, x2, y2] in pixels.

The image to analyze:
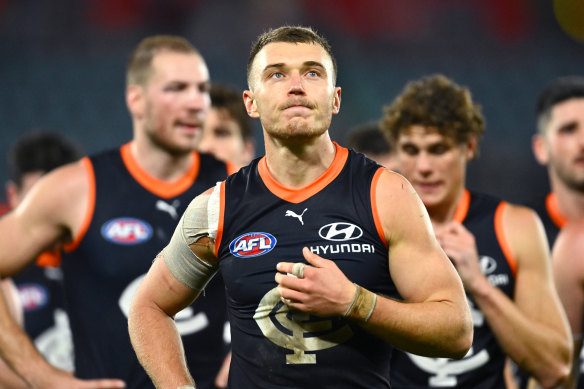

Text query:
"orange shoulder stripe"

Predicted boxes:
[[214, 181, 226, 258], [258, 142, 348, 204], [453, 189, 471, 223], [36, 250, 62, 267], [64, 157, 96, 253], [121, 143, 200, 199], [546, 192, 568, 229], [370, 167, 388, 248], [494, 202, 517, 278], [226, 161, 238, 176]]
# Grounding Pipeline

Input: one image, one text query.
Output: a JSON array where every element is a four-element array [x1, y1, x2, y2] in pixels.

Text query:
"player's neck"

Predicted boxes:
[[552, 181, 584, 221], [263, 132, 336, 189], [428, 187, 467, 228], [128, 140, 194, 182]]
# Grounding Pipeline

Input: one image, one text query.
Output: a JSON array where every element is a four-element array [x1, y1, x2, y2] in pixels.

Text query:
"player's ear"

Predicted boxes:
[[331, 87, 341, 115], [126, 85, 145, 118], [532, 134, 549, 165], [465, 136, 478, 160], [243, 90, 260, 119]]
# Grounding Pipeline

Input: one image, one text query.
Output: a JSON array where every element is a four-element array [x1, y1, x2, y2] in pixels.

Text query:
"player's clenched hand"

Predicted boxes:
[[275, 247, 356, 317], [434, 221, 486, 294]]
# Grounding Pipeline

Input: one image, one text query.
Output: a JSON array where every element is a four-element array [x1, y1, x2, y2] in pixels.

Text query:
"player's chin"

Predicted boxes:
[[166, 140, 198, 156], [278, 124, 327, 142]]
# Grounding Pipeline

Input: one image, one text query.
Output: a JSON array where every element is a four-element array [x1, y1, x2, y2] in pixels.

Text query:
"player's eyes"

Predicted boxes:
[[401, 145, 418, 156]]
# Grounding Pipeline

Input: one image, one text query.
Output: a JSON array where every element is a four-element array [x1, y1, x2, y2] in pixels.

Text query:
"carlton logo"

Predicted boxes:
[[319, 223, 363, 242], [229, 232, 277, 258], [101, 218, 153, 245]]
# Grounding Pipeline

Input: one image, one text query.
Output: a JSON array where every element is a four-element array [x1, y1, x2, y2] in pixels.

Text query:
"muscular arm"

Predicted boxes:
[[129, 256, 201, 389], [366, 171, 472, 357], [0, 161, 125, 388], [464, 205, 571, 388], [0, 164, 83, 276], [276, 171, 473, 358], [552, 219, 584, 389], [129, 188, 218, 389]]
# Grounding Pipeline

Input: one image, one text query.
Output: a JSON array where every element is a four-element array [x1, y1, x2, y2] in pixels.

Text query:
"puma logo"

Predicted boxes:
[[285, 208, 308, 226], [156, 200, 180, 220]]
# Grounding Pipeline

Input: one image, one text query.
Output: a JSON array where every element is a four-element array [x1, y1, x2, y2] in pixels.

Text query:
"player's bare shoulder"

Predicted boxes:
[[553, 218, 584, 271], [16, 159, 91, 235], [499, 203, 546, 247], [374, 169, 431, 243], [502, 202, 541, 228], [499, 203, 551, 272], [375, 169, 425, 216]]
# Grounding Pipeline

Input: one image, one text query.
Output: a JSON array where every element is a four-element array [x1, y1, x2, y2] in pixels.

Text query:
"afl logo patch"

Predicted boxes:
[[101, 218, 152, 245], [230, 232, 277, 258], [18, 284, 49, 311]]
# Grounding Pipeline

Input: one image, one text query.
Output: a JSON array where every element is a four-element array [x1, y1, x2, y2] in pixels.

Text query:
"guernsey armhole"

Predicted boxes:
[[226, 161, 238, 176], [494, 202, 517, 278], [453, 189, 471, 223], [36, 250, 61, 267], [214, 181, 226, 258], [370, 168, 388, 248], [64, 157, 96, 253], [546, 192, 568, 229]]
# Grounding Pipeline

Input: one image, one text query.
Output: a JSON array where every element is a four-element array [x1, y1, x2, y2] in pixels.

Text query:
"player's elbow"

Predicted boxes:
[[453, 336, 473, 360], [447, 316, 473, 359], [536, 368, 570, 389], [534, 351, 572, 389]]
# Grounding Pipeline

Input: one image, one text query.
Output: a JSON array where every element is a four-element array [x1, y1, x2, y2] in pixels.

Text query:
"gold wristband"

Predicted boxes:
[[177, 386, 196, 389], [343, 284, 377, 322]]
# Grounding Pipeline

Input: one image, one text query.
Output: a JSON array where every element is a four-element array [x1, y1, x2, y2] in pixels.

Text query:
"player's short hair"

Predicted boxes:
[[346, 122, 394, 156], [536, 76, 584, 134], [247, 25, 337, 88], [381, 74, 485, 145], [210, 84, 252, 141], [126, 35, 201, 88], [8, 131, 81, 188]]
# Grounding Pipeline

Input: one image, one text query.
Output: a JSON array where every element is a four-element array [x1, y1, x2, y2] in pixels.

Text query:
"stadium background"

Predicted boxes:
[[1, 0, 582, 205]]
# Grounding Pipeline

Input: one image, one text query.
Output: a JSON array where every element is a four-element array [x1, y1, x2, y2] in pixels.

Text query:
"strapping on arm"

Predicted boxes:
[[162, 183, 221, 291]]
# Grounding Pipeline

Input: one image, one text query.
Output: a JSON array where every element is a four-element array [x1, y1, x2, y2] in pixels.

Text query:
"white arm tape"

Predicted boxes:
[[162, 183, 221, 291]]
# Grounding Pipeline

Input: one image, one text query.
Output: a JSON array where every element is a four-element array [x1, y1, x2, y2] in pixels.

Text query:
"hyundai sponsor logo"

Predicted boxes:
[[479, 256, 497, 275], [230, 232, 277, 258], [318, 223, 363, 241]]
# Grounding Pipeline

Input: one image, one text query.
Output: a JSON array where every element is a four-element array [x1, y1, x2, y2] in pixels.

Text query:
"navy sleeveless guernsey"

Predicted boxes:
[[60, 144, 229, 389], [216, 144, 399, 389], [391, 190, 517, 389]]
